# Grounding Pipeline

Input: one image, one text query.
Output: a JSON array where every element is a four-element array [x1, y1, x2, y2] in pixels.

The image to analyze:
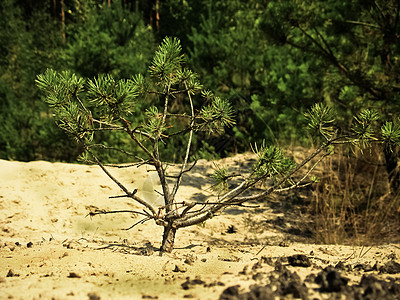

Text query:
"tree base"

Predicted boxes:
[[160, 224, 176, 254]]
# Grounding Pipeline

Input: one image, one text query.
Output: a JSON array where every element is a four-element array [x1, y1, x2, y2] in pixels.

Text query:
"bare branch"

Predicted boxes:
[[166, 160, 197, 178], [124, 217, 153, 230], [102, 159, 153, 168], [109, 189, 138, 199], [92, 119, 124, 129], [179, 202, 196, 218], [86, 209, 152, 219], [341, 20, 381, 29], [120, 118, 158, 161], [88, 127, 124, 131], [275, 151, 331, 192], [275, 182, 312, 192]]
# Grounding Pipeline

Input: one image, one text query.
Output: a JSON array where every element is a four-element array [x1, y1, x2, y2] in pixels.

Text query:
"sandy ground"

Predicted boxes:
[[1, 154, 400, 299]]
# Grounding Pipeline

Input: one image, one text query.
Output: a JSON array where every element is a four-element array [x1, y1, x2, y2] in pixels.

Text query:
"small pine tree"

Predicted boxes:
[[37, 37, 400, 254]]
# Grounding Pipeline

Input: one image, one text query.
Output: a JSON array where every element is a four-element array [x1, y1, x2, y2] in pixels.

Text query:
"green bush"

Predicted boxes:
[[62, 2, 155, 79]]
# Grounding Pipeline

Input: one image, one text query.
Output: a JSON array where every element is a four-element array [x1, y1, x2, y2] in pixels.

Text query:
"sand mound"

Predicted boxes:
[[1, 156, 399, 299]]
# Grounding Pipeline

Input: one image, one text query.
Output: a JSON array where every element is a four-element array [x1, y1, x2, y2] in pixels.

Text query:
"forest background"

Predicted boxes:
[[1, 0, 399, 164], [2, 0, 400, 245]]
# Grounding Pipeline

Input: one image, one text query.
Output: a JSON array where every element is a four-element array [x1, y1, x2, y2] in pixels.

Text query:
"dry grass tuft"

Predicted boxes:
[[307, 145, 400, 245]]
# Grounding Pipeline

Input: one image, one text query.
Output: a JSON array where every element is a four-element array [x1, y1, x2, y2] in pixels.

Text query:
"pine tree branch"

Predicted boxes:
[[87, 208, 154, 231], [174, 137, 337, 228], [171, 81, 195, 199], [274, 151, 330, 192], [87, 127, 124, 131], [153, 84, 174, 213], [82, 141, 157, 216], [289, 24, 383, 99], [121, 119, 157, 161], [180, 136, 386, 226], [91, 119, 124, 129], [103, 159, 153, 168]]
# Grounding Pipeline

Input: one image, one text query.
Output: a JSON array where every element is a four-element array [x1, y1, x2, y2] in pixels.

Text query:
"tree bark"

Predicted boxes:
[[160, 223, 176, 254], [53, 0, 57, 16], [60, 0, 65, 44], [155, 0, 159, 31]]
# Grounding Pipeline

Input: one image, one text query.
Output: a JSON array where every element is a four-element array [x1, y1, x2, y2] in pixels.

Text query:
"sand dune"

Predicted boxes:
[[1, 156, 400, 299]]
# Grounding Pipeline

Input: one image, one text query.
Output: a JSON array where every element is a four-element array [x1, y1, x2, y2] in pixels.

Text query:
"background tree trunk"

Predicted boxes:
[[384, 146, 400, 193], [60, 0, 65, 44]]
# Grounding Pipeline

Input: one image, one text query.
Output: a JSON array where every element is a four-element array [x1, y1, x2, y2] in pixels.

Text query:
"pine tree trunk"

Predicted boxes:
[[160, 223, 176, 254]]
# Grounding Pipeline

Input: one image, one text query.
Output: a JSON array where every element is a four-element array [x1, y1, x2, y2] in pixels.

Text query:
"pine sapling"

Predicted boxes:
[[37, 38, 400, 254]]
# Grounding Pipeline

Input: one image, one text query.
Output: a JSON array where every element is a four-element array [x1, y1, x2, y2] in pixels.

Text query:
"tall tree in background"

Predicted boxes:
[[260, 0, 400, 191]]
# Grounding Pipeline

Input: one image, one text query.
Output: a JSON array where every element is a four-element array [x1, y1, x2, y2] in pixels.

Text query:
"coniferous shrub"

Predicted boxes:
[[37, 37, 400, 254]]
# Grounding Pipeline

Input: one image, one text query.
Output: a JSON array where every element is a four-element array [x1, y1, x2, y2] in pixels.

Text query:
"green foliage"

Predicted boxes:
[[0, 0, 68, 161], [199, 94, 235, 134], [304, 103, 335, 140], [352, 109, 379, 149], [251, 142, 295, 184], [210, 164, 230, 195], [196, 141, 221, 160], [260, 0, 400, 118], [0, 1, 157, 162], [87, 75, 139, 120], [36, 70, 85, 107], [37, 37, 236, 164], [158, 0, 209, 49], [304, 102, 400, 153], [186, 0, 323, 149], [37, 70, 88, 139], [0, 81, 34, 160], [382, 119, 400, 150], [183, 0, 400, 153], [3, 0, 400, 166], [62, 2, 155, 79], [144, 106, 165, 139], [150, 37, 184, 83]]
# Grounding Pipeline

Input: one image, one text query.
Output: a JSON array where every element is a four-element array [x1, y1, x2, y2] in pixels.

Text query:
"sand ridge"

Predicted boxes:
[[1, 156, 400, 299]]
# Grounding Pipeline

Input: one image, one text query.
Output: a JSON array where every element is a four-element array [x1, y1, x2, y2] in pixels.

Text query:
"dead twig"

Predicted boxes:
[[124, 217, 153, 230], [86, 209, 152, 219]]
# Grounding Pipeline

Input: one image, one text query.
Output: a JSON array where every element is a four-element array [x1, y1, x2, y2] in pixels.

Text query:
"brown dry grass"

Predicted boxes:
[[300, 145, 400, 245]]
